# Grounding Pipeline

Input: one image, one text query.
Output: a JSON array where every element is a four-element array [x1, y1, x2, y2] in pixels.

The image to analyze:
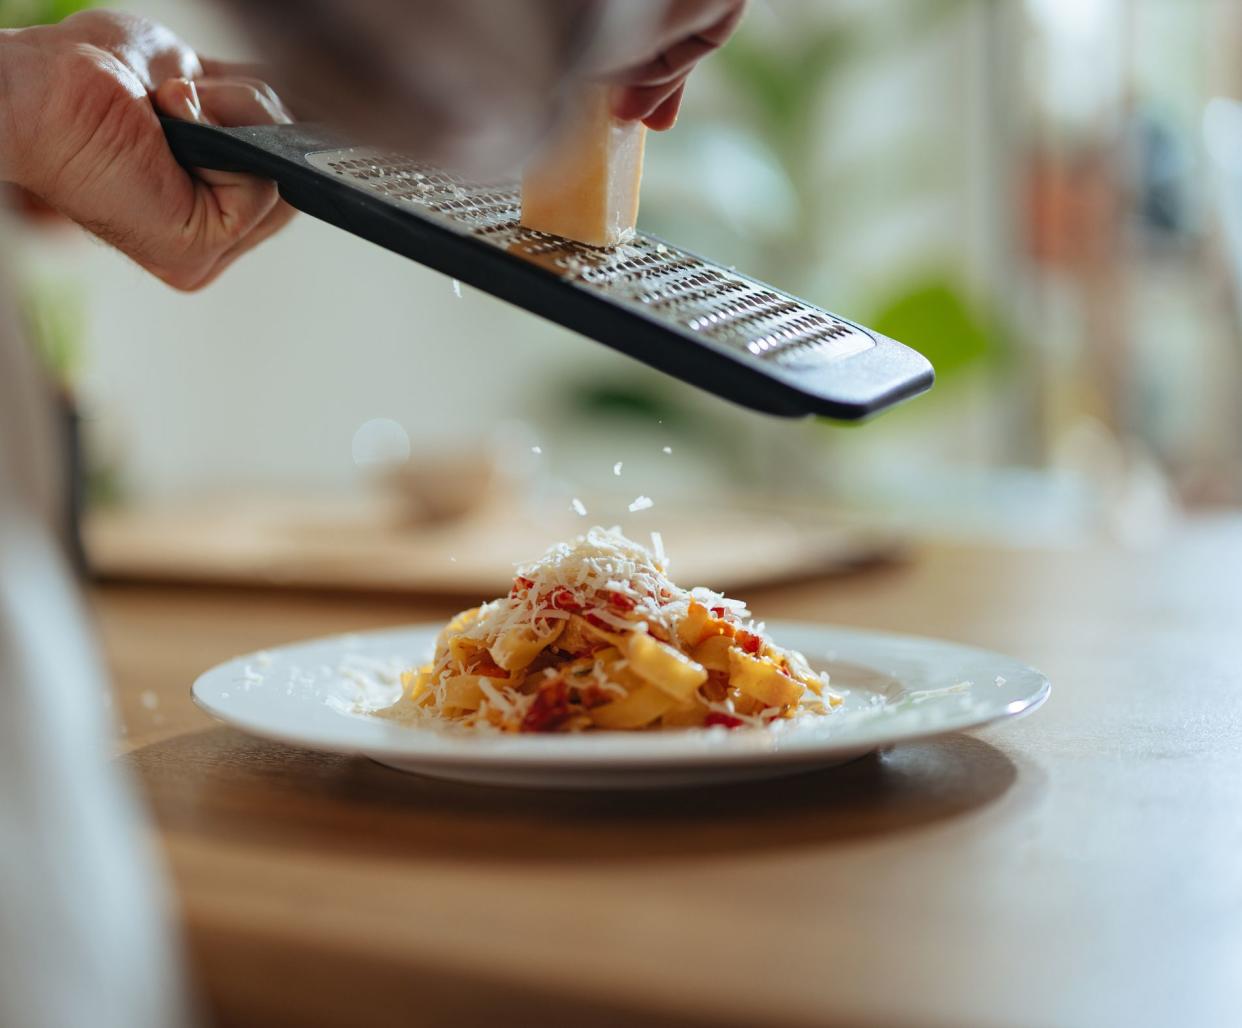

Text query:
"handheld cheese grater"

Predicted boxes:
[[162, 119, 933, 419]]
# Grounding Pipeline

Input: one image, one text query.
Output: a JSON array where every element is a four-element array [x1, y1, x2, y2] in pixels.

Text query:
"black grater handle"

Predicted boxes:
[[161, 116, 253, 171], [160, 117, 343, 183], [158, 117, 935, 420]]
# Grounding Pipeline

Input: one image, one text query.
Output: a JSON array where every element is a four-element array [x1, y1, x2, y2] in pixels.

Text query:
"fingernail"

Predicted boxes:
[[183, 79, 203, 123]]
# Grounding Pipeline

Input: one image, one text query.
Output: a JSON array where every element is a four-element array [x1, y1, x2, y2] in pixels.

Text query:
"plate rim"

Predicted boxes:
[[189, 620, 1050, 769]]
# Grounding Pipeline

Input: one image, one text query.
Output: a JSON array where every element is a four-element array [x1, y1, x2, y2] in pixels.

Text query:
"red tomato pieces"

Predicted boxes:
[[522, 678, 571, 732], [704, 712, 744, 729], [547, 587, 581, 613], [736, 630, 763, 656]]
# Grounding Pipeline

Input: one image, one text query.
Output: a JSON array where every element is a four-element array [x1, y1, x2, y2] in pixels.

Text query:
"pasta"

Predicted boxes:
[[393, 527, 843, 733]]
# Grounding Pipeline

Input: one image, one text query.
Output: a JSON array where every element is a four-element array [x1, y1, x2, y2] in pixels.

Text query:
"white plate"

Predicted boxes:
[[192, 622, 1049, 789]]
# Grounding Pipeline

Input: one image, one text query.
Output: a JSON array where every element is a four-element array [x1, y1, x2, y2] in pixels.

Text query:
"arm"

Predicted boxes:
[[0, 11, 295, 290]]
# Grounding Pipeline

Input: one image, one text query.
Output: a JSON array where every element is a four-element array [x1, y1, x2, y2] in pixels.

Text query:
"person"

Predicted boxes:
[[0, 3, 745, 1026]]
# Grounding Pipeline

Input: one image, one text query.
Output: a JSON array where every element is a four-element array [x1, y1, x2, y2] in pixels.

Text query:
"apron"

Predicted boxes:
[[0, 220, 190, 1028]]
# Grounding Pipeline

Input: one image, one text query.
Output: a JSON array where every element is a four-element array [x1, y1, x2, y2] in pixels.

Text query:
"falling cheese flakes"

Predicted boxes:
[[571, 498, 588, 517], [613, 462, 623, 476], [650, 531, 665, 567], [628, 495, 654, 512]]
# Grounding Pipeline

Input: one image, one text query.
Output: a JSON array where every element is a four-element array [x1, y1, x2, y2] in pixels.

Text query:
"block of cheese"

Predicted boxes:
[[521, 85, 646, 247]]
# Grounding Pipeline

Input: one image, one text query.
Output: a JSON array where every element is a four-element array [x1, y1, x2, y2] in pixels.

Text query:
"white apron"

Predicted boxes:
[[0, 222, 190, 1028]]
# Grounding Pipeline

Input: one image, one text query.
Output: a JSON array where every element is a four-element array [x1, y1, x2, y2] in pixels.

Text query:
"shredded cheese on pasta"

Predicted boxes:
[[392, 527, 842, 733]]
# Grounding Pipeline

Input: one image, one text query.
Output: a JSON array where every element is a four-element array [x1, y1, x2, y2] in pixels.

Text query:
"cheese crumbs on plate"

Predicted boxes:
[[389, 527, 842, 733]]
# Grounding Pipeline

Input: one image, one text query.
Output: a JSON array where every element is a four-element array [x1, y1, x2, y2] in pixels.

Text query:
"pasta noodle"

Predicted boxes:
[[393, 527, 843, 732]]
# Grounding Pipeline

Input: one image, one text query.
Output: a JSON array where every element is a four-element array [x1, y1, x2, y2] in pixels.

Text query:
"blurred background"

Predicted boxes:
[[6, 0, 1242, 591]]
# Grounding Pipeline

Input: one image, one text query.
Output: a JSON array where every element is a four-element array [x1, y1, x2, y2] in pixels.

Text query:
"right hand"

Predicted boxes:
[[1, 11, 296, 291]]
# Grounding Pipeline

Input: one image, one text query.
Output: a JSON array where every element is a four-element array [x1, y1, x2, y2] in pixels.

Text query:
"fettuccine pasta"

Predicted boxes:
[[394, 527, 842, 732]]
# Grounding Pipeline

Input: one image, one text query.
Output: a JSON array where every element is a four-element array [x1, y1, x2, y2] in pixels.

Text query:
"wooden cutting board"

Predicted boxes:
[[84, 493, 900, 596]]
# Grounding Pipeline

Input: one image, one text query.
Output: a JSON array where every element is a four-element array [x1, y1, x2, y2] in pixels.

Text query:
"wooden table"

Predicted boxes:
[[97, 518, 1242, 1028]]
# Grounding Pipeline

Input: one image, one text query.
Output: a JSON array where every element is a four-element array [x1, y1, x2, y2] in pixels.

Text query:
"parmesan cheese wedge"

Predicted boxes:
[[521, 85, 646, 247]]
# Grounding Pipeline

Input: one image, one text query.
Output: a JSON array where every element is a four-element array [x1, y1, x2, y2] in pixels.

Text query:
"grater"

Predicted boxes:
[[162, 119, 933, 419]]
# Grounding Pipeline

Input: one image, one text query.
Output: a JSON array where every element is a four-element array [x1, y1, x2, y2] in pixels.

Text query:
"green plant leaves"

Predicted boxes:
[[867, 276, 1010, 380], [0, 0, 95, 29]]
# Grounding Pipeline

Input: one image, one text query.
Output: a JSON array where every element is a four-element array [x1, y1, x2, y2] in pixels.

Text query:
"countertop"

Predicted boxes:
[[97, 516, 1242, 1028]]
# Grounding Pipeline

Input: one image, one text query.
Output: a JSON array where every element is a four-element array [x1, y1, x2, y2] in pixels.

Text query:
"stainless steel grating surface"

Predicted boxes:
[[305, 148, 875, 370]]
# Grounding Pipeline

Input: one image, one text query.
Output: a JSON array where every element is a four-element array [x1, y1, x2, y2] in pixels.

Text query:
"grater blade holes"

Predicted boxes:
[[305, 147, 876, 368]]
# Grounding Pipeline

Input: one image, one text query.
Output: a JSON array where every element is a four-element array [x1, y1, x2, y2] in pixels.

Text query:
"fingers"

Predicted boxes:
[[192, 76, 293, 127], [21, 10, 296, 293], [143, 42, 203, 94], [210, 194, 298, 282], [587, 0, 742, 78], [190, 77, 297, 260], [661, 0, 747, 49], [610, 33, 722, 90], [612, 79, 686, 124], [154, 75, 204, 124], [151, 76, 288, 290], [643, 83, 687, 131], [57, 9, 205, 91], [198, 57, 267, 80], [605, 2, 744, 130], [197, 58, 294, 118]]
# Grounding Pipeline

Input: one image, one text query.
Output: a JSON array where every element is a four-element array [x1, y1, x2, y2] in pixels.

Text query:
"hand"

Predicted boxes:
[[213, 0, 744, 174], [605, 0, 747, 130], [0, 11, 295, 290]]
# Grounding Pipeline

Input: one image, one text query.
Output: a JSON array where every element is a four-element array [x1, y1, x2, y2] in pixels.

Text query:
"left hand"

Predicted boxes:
[[206, 0, 746, 172], [604, 0, 747, 130]]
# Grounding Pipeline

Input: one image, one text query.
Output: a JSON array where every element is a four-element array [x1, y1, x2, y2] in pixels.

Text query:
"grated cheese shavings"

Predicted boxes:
[[387, 526, 843, 734], [459, 526, 741, 644]]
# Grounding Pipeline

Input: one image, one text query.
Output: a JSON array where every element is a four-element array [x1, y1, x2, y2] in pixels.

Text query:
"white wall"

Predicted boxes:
[[23, 211, 592, 496]]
